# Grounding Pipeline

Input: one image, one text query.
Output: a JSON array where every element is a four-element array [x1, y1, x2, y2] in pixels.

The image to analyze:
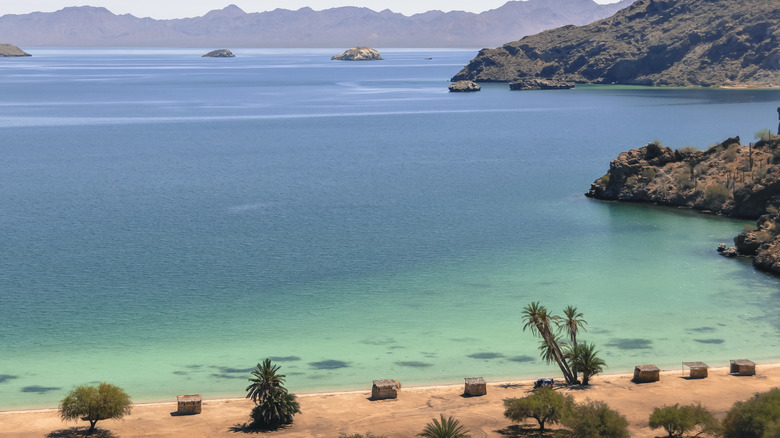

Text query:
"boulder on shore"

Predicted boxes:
[[332, 47, 383, 61], [0, 44, 31, 57], [448, 80, 481, 92], [202, 49, 235, 58]]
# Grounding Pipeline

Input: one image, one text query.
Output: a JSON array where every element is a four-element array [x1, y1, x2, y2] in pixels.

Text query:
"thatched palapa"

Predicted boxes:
[[683, 361, 709, 379], [176, 394, 202, 415], [464, 377, 486, 396], [633, 364, 660, 383], [371, 379, 399, 400], [730, 359, 756, 376]]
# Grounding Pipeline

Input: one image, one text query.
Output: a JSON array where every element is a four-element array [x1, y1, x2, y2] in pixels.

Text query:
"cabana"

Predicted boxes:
[[176, 394, 202, 415], [730, 359, 756, 376], [371, 379, 398, 400], [463, 377, 486, 396], [633, 364, 660, 383], [682, 361, 709, 379]]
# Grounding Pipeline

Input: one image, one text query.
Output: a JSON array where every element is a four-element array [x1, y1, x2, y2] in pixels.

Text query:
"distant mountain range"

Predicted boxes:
[[452, 0, 780, 87], [0, 0, 633, 48]]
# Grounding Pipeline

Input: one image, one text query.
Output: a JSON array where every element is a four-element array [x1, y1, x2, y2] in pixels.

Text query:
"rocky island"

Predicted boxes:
[[448, 80, 481, 92], [0, 44, 31, 57], [332, 47, 383, 61], [586, 132, 780, 275], [452, 0, 779, 88], [202, 49, 235, 58]]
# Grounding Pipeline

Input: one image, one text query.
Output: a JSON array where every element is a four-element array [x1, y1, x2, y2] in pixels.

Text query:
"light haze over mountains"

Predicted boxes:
[[0, 0, 633, 48]]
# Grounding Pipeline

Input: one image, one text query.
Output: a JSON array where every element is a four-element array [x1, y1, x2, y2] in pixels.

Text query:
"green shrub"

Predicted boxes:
[[649, 403, 720, 437], [723, 388, 780, 438], [704, 183, 731, 207], [418, 415, 471, 438], [642, 168, 657, 180], [504, 387, 574, 432], [562, 400, 629, 438], [598, 174, 610, 187], [678, 145, 701, 153], [59, 382, 132, 434], [625, 176, 638, 187]]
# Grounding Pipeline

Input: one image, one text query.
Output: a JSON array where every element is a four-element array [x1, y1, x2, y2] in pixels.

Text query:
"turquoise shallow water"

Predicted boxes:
[[1, 49, 779, 409]]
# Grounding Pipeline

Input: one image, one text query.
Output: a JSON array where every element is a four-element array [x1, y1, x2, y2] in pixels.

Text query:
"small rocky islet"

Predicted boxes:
[[586, 130, 780, 275], [202, 49, 235, 58], [331, 47, 383, 61], [0, 44, 31, 57]]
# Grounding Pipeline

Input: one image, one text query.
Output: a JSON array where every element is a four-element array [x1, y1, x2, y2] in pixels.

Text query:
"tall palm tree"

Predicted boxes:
[[569, 342, 606, 385], [246, 358, 286, 405], [418, 415, 471, 438], [558, 305, 587, 347], [522, 302, 576, 384]]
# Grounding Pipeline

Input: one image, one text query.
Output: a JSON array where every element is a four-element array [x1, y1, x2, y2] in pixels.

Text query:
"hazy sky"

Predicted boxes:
[[1, 0, 622, 19]]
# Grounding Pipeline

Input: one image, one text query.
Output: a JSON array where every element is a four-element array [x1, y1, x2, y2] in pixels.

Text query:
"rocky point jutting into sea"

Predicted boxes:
[[452, 0, 779, 87], [586, 132, 780, 275]]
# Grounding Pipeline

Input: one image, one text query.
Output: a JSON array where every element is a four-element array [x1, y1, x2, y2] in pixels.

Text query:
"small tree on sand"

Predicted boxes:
[[562, 399, 629, 438], [59, 382, 132, 434], [504, 387, 574, 432], [649, 403, 721, 437], [567, 342, 606, 385]]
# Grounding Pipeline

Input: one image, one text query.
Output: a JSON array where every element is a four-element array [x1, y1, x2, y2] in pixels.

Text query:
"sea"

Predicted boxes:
[[1, 48, 779, 410]]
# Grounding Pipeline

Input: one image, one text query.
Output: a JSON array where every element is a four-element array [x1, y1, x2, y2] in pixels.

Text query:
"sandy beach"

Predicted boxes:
[[2, 363, 779, 437]]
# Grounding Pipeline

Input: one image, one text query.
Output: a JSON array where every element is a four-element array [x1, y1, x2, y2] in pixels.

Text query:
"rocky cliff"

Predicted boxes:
[[0, 43, 30, 56], [452, 0, 780, 87], [586, 133, 780, 275]]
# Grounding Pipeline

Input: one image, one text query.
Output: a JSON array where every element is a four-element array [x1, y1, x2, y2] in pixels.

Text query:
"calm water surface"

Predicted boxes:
[[1, 49, 779, 409]]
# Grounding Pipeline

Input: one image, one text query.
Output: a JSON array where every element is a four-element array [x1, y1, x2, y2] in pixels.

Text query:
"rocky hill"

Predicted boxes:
[[586, 133, 780, 275], [452, 0, 780, 87], [0, 43, 30, 56], [0, 1, 631, 48]]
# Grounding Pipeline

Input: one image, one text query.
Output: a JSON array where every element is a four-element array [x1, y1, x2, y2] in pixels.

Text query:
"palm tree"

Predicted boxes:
[[418, 415, 471, 438], [522, 302, 576, 384], [569, 342, 606, 385], [246, 358, 285, 405], [249, 388, 301, 430], [558, 306, 587, 347]]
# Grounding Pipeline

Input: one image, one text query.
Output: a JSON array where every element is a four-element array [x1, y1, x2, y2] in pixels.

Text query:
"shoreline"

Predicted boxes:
[[3, 363, 780, 437], [3, 360, 779, 413]]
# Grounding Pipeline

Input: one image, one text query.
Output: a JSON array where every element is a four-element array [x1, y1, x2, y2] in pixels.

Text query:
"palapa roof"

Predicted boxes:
[[635, 364, 660, 372], [683, 361, 709, 369], [730, 359, 756, 366], [464, 377, 485, 384], [373, 379, 397, 387], [177, 394, 201, 402]]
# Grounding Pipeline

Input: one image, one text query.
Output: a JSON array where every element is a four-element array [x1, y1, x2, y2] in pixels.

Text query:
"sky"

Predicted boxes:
[[0, 0, 622, 19]]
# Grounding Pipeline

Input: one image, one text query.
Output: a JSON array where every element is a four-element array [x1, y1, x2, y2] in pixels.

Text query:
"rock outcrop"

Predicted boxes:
[[452, 0, 779, 87], [586, 134, 780, 275], [0, 44, 31, 57], [332, 47, 383, 61], [202, 49, 235, 57], [509, 78, 573, 91], [448, 80, 481, 92]]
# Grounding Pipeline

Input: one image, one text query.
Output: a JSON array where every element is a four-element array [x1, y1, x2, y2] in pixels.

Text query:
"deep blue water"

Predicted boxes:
[[1, 48, 779, 409]]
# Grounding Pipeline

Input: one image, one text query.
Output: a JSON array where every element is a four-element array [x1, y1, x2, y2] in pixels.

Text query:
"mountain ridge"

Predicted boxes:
[[0, 0, 632, 48], [451, 0, 780, 87]]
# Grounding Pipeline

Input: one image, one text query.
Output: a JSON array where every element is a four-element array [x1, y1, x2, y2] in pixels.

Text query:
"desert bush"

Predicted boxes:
[[723, 388, 780, 438], [625, 176, 638, 187], [755, 129, 773, 142], [704, 183, 731, 208], [504, 387, 574, 432], [598, 174, 610, 187], [641, 167, 657, 180], [339, 433, 387, 438], [724, 143, 739, 162], [562, 399, 629, 438], [649, 403, 720, 437], [678, 145, 701, 153]]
